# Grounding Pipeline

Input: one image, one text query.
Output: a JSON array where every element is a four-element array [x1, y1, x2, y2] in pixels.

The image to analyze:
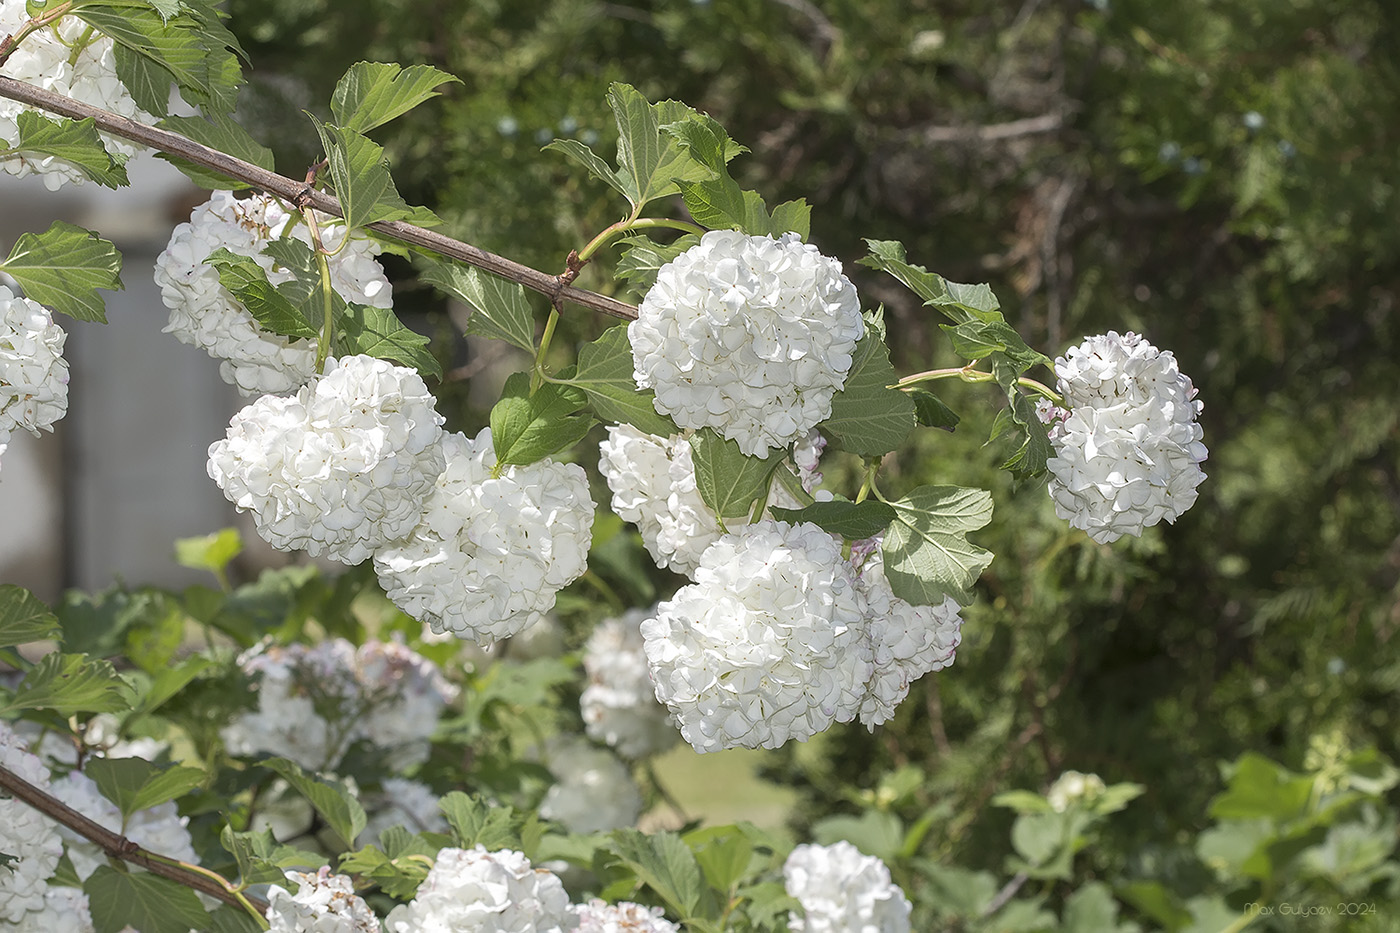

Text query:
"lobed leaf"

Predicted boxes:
[[205, 248, 318, 340], [566, 325, 678, 437], [309, 117, 427, 230], [419, 258, 537, 353], [882, 485, 994, 606], [488, 372, 594, 466], [821, 326, 915, 457], [8, 113, 128, 187], [439, 792, 524, 851], [689, 429, 782, 520], [2, 221, 123, 323], [0, 584, 60, 648], [87, 757, 206, 820], [260, 757, 367, 847], [604, 829, 707, 918], [331, 61, 461, 135], [769, 498, 897, 540], [336, 302, 441, 379], [156, 113, 274, 189], [85, 866, 210, 933], [1, 652, 132, 715]]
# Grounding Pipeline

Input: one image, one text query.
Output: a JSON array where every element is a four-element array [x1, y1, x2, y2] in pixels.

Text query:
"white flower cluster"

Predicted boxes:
[[208, 354, 446, 564], [852, 549, 963, 729], [374, 428, 595, 643], [642, 522, 968, 752], [572, 899, 679, 933], [221, 637, 455, 772], [0, 285, 69, 469], [0, 2, 152, 189], [642, 520, 871, 752], [597, 424, 815, 578], [0, 723, 63, 923], [47, 770, 198, 881], [384, 846, 576, 933], [362, 778, 449, 845], [1041, 331, 1208, 543], [580, 608, 677, 759], [539, 737, 642, 834], [12, 887, 93, 933], [783, 841, 911, 933], [1046, 770, 1107, 812], [156, 191, 394, 396], [630, 230, 865, 458], [267, 868, 380, 933]]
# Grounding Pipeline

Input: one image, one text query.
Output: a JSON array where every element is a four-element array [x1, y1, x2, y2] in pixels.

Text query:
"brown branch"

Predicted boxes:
[[915, 112, 1063, 145], [0, 75, 639, 323], [0, 762, 270, 916]]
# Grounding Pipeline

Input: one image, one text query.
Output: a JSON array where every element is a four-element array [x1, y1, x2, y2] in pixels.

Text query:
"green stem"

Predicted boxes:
[[143, 853, 271, 930], [0, 1, 75, 67], [532, 308, 561, 391], [64, 24, 95, 68], [577, 216, 706, 263], [303, 207, 336, 374], [893, 366, 1063, 404]]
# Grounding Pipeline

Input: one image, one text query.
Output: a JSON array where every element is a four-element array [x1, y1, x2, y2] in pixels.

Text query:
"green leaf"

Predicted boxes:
[[133, 655, 214, 716], [1209, 753, 1315, 822], [7, 113, 127, 187], [2, 653, 132, 715], [336, 303, 441, 379], [909, 388, 960, 431], [2, 221, 123, 323], [991, 381, 1053, 478], [0, 584, 60, 647], [543, 138, 631, 201], [991, 790, 1056, 815], [86, 757, 205, 820], [260, 757, 367, 847], [822, 327, 915, 457], [769, 499, 897, 540], [1117, 881, 1192, 932], [607, 84, 713, 210], [488, 372, 593, 466], [689, 429, 782, 520], [860, 240, 1001, 325], [882, 485, 994, 606], [221, 826, 325, 886], [615, 234, 698, 293], [439, 792, 523, 851], [566, 325, 678, 436], [205, 248, 318, 340], [812, 810, 904, 864], [338, 833, 437, 898], [419, 258, 537, 353], [767, 199, 812, 238], [605, 829, 706, 918], [206, 905, 264, 933], [309, 117, 422, 230], [85, 865, 211, 933], [685, 826, 754, 893], [922, 863, 999, 919], [156, 113, 274, 189], [331, 61, 460, 134], [174, 528, 243, 576]]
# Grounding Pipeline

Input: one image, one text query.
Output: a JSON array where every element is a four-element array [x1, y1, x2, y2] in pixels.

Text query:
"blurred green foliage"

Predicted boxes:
[[222, 0, 1400, 924]]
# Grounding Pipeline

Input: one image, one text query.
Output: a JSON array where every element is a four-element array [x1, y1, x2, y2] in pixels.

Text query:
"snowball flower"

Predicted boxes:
[[0, 723, 63, 922], [539, 738, 643, 834], [363, 778, 449, 844], [783, 841, 911, 933], [572, 900, 679, 933], [208, 354, 446, 564], [597, 424, 813, 578], [267, 868, 379, 933], [13, 886, 93, 933], [383, 846, 577, 933], [221, 638, 455, 772], [0, 286, 68, 442], [156, 191, 394, 396], [374, 428, 595, 643], [1042, 331, 1207, 543], [47, 770, 198, 881], [580, 608, 678, 759], [630, 230, 865, 457], [642, 520, 871, 752], [1046, 770, 1107, 812], [853, 548, 964, 729], [0, 4, 154, 188]]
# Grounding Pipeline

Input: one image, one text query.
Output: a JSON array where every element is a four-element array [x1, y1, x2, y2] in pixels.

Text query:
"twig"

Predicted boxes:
[[0, 761, 270, 916], [915, 112, 1062, 145], [0, 76, 639, 323], [980, 870, 1029, 918]]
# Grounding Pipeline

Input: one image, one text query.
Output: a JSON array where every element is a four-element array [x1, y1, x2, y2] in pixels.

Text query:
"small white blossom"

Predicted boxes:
[[580, 608, 678, 759], [0, 286, 68, 445], [0, 5, 153, 188], [156, 191, 394, 396], [1043, 332, 1208, 543], [221, 638, 455, 772], [266, 868, 379, 933], [1046, 770, 1107, 812], [13, 886, 94, 933], [0, 723, 63, 922], [383, 846, 577, 933], [642, 520, 871, 752], [630, 230, 865, 457], [572, 899, 679, 933], [208, 354, 446, 564], [853, 548, 964, 729], [539, 738, 642, 834], [783, 841, 911, 933], [47, 770, 198, 881], [362, 778, 449, 845], [374, 428, 595, 643]]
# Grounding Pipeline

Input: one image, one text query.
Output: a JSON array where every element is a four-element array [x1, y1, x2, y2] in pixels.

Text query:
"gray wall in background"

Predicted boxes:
[[1, 155, 242, 599]]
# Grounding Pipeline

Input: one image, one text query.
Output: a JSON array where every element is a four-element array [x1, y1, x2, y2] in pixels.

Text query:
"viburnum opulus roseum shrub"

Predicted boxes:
[[0, 5, 1222, 927]]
